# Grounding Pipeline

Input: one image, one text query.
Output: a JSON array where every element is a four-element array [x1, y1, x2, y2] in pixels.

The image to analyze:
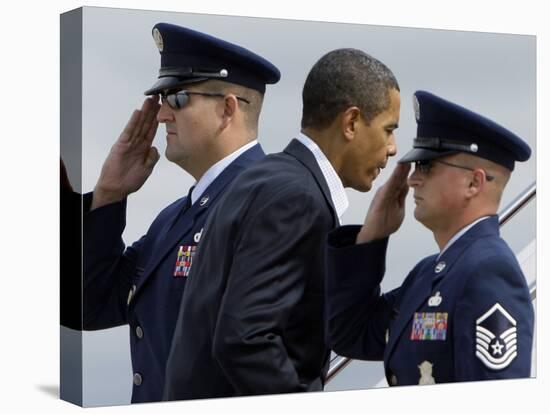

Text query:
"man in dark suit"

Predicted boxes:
[[82, 23, 280, 403], [164, 48, 401, 400], [325, 91, 534, 385]]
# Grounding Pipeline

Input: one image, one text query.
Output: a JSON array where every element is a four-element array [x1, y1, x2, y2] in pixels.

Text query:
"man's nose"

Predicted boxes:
[[387, 134, 397, 157], [157, 100, 174, 123], [407, 167, 422, 187]]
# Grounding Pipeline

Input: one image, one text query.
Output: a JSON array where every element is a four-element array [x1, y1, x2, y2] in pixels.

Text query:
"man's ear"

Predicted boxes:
[[220, 94, 238, 129], [465, 169, 486, 199], [341, 106, 361, 142]]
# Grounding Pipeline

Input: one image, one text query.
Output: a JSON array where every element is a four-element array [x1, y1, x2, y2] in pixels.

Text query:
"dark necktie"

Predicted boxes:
[[182, 185, 195, 214], [169, 185, 195, 231]]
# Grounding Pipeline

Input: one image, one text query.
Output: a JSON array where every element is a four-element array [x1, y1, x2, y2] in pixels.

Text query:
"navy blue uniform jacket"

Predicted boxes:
[[163, 139, 338, 400], [325, 216, 533, 386], [83, 144, 265, 403]]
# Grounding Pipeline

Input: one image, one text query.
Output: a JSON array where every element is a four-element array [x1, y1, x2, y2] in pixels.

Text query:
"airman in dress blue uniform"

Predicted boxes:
[[325, 90, 534, 386], [83, 23, 280, 403]]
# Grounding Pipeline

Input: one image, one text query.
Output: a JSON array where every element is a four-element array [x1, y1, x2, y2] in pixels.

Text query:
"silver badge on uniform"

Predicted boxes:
[[194, 228, 203, 243], [127, 284, 137, 306], [475, 303, 518, 370], [428, 291, 443, 307], [418, 361, 435, 385], [153, 28, 164, 52], [199, 196, 209, 206], [434, 261, 446, 273]]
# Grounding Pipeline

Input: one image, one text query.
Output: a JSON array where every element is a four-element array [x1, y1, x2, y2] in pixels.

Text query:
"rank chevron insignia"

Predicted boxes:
[[475, 303, 518, 370]]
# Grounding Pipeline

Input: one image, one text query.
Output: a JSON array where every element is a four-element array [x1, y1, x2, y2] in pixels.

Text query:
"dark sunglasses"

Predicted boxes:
[[160, 90, 250, 110], [414, 159, 494, 181]]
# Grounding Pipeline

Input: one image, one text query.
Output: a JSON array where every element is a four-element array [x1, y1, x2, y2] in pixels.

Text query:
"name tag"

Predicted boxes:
[[410, 312, 448, 341]]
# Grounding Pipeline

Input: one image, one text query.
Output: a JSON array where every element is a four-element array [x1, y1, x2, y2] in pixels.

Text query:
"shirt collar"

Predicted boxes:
[[295, 132, 349, 223], [437, 215, 491, 259], [191, 140, 258, 205]]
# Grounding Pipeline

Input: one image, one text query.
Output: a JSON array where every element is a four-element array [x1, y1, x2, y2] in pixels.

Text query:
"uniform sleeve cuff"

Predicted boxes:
[[327, 225, 362, 248], [83, 192, 128, 244], [326, 226, 389, 286]]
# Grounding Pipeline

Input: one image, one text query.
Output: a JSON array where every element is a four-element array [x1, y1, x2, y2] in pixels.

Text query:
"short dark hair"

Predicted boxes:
[[301, 48, 399, 129]]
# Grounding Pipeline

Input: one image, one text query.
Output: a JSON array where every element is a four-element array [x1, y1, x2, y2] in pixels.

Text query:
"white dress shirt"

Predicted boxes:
[[295, 132, 349, 223]]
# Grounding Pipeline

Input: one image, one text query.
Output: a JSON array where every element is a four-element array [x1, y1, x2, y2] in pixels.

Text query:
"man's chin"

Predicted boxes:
[[165, 150, 173, 162], [340, 174, 373, 192], [348, 181, 372, 193], [359, 177, 374, 193], [362, 182, 373, 192], [413, 209, 432, 229], [165, 147, 179, 163]]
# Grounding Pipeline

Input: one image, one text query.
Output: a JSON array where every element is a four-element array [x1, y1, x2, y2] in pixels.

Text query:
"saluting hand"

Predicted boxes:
[[91, 97, 161, 210], [356, 163, 410, 243]]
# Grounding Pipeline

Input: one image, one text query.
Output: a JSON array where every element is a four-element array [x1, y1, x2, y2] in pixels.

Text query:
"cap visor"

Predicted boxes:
[[143, 76, 207, 95], [398, 148, 458, 164]]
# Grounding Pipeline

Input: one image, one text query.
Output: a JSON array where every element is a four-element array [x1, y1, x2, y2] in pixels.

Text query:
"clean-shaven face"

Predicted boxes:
[[407, 154, 473, 230], [344, 88, 400, 192], [157, 83, 220, 171]]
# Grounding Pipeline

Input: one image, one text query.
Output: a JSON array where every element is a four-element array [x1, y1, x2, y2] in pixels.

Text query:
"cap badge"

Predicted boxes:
[[153, 28, 164, 52], [413, 95, 421, 121], [470, 143, 479, 153]]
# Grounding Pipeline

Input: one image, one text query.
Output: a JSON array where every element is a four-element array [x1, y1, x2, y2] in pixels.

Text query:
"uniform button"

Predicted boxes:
[[390, 375, 398, 386], [133, 373, 143, 386], [135, 326, 143, 339]]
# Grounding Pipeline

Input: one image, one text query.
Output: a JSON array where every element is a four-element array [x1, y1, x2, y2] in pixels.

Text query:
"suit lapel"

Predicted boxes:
[[283, 139, 338, 226], [134, 144, 265, 296]]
